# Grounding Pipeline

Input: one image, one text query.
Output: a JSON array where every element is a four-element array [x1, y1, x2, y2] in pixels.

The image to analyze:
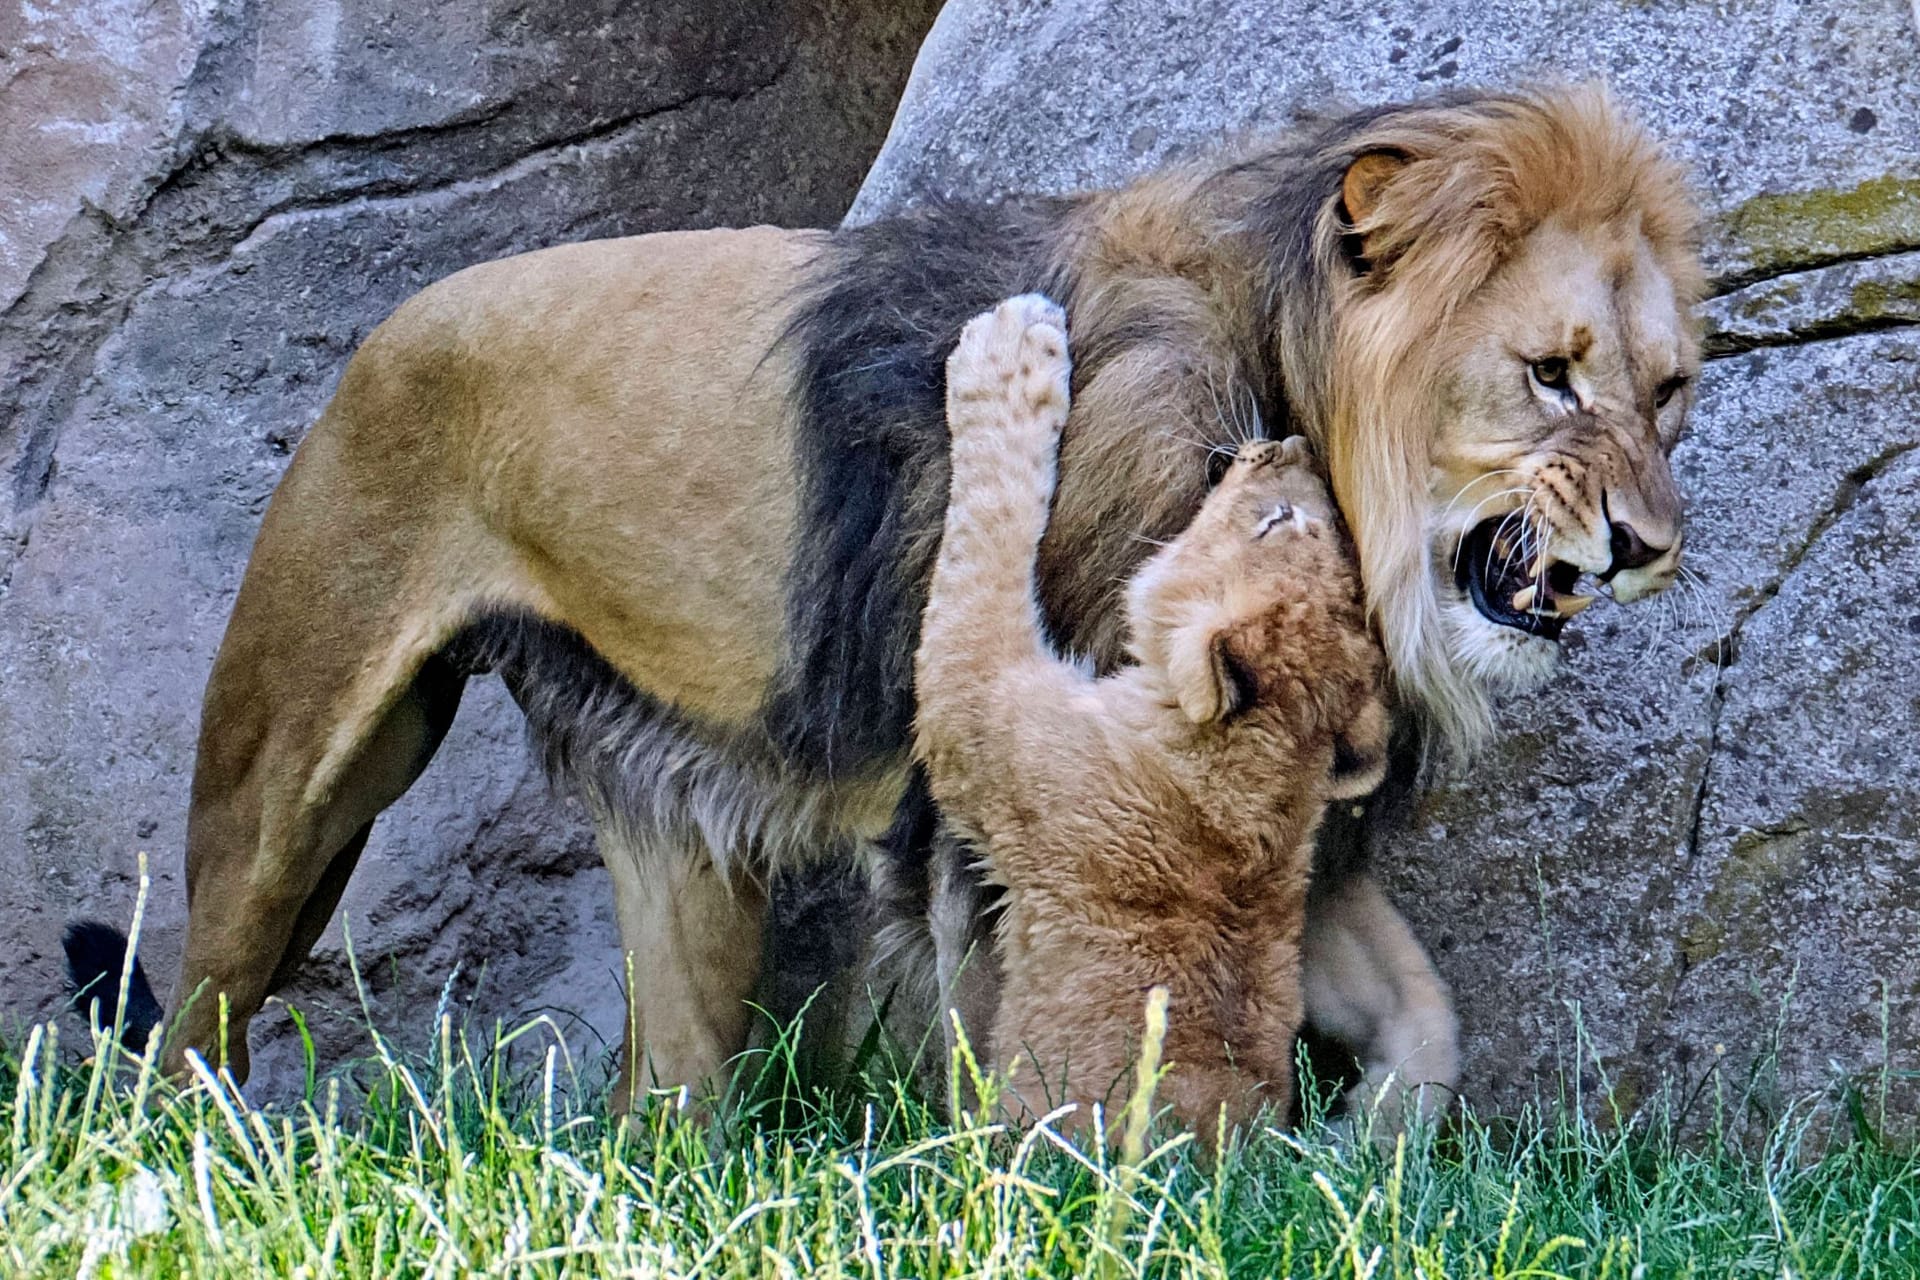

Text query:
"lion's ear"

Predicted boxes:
[[1341, 150, 1408, 225], [1166, 613, 1258, 725], [1339, 149, 1410, 274]]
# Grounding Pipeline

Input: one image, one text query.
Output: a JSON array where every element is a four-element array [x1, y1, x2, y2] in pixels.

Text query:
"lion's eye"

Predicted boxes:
[[1529, 356, 1571, 393], [1654, 374, 1688, 409]]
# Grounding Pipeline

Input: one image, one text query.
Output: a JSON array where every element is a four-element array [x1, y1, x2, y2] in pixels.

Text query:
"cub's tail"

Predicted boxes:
[[63, 920, 165, 1051]]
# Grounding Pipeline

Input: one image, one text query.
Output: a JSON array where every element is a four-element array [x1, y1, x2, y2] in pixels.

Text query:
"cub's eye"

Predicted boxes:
[[1205, 445, 1236, 488], [1654, 374, 1688, 409], [1529, 356, 1571, 393]]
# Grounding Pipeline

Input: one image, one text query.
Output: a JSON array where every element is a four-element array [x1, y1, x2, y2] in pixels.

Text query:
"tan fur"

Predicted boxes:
[[915, 297, 1389, 1136], [163, 87, 1700, 1112], [1302, 874, 1459, 1124], [170, 228, 826, 1086]]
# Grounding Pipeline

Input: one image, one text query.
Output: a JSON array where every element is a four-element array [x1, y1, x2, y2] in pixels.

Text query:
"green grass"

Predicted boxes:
[[3, 990, 1916, 1280]]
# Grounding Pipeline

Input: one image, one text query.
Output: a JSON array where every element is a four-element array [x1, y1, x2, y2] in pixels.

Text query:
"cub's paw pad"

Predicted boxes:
[[947, 293, 1072, 425], [1241, 434, 1335, 520]]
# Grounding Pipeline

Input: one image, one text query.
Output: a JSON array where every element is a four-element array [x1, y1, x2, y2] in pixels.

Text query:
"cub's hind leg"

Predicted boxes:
[[1303, 871, 1459, 1130]]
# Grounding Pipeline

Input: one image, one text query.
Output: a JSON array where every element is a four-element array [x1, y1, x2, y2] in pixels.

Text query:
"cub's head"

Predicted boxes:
[[1124, 437, 1389, 799], [1312, 86, 1704, 751]]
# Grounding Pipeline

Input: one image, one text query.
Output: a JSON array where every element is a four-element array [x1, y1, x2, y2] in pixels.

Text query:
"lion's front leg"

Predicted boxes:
[[597, 814, 768, 1113]]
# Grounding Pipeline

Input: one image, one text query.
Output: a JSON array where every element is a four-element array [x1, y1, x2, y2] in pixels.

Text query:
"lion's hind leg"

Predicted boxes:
[[171, 585, 474, 1083], [167, 390, 506, 1083]]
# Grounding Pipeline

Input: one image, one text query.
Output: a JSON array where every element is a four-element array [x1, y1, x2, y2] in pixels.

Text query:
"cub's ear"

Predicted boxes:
[[1166, 612, 1258, 725], [1339, 149, 1410, 274]]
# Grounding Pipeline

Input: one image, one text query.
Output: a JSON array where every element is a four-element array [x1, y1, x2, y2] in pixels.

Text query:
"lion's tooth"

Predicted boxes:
[[1554, 593, 1596, 617], [1511, 585, 1538, 612]]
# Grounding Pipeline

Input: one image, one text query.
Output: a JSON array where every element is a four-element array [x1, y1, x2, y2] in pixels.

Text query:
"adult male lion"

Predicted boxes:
[[86, 85, 1700, 1111]]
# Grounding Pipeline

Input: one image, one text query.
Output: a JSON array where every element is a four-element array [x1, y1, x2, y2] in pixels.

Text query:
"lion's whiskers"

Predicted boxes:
[[1486, 493, 1544, 587], [1613, 560, 1730, 674], [1234, 379, 1266, 444], [1446, 487, 1533, 574], [1157, 425, 1215, 453], [1203, 367, 1264, 448], [1677, 565, 1731, 666], [1437, 469, 1530, 526], [1634, 578, 1677, 670]]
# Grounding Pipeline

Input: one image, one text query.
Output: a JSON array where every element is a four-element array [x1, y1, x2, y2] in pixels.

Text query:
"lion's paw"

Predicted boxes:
[[945, 294, 1072, 451]]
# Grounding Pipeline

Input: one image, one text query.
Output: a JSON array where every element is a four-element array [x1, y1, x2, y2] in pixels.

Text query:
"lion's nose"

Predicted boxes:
[[1607, 520, 1667, 575]]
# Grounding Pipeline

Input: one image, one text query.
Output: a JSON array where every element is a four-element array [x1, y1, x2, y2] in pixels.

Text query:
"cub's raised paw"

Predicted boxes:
[[1273, 434, 1316, 472], [945, 294, 1072, 447]]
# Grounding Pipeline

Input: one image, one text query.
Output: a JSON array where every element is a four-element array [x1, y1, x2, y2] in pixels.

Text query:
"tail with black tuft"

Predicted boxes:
[[63, 919, 165, 1051]]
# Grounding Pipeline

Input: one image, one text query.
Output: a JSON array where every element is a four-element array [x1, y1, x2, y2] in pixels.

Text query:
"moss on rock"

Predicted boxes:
[[1725, 175, 1920, 282]]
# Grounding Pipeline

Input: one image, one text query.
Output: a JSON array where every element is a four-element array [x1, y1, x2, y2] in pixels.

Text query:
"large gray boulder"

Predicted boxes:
[[0, 0, 939, 1090], [853, 1, 1920, 1113]]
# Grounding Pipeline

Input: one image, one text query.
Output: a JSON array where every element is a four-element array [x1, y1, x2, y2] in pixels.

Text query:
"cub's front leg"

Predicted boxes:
[[913, 295, 1076, 786]]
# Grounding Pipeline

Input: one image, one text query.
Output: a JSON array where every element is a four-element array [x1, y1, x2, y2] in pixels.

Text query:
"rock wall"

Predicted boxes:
[[0, 0, 939, 1090], [852, 1, 1920, 1114]]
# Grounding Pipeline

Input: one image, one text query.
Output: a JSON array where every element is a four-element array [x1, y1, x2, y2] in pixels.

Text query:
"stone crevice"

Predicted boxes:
[[158, 67, 794, 277], [1631, 436, 1917, 1088], [1702, 248, 1920, 360], [1725, 438, 1920, 638], [1704, 313, 1920, 359], [1707, 240, 1920, 300], [211, 68, 795, 281], [1662, 436, 1916, 995]]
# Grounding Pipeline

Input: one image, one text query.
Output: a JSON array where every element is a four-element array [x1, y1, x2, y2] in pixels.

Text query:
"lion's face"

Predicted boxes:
[[1319, 88, 1705, 748], [1424, 216, 1697, 692]]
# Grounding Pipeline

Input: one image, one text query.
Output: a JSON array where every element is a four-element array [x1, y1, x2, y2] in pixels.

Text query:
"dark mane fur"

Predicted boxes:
[[763, 196, 1080, 778]]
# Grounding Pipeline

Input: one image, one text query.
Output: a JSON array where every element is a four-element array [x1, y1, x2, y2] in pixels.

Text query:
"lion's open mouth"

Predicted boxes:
[[1454, 519, 1592, 641]]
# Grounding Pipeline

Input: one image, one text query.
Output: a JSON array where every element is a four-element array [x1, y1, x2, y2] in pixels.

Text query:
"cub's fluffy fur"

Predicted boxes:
[[916, 297, 1388, 1131]]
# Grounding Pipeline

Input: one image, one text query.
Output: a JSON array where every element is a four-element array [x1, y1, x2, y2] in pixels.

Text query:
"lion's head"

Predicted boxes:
[[1311, 87, 1704, 750]]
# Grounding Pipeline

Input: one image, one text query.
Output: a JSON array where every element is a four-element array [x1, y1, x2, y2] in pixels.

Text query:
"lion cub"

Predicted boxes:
[[914, 295, 1390, 1136]]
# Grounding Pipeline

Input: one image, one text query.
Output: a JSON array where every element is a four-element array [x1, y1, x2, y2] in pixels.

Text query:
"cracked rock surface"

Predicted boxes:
[[0, 0, 939, 1093], [853, 0, 1920, 1111]]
